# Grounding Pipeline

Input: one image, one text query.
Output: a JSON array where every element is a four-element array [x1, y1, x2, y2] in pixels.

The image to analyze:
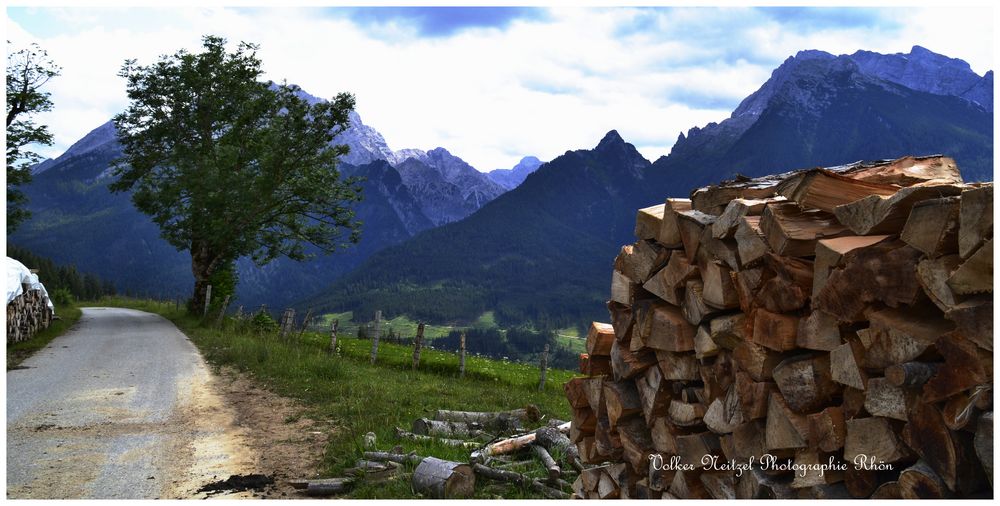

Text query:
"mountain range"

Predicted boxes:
[[12, 94, 539, 308], [303, 45, 993, 330], [11, 45, 992, 330]]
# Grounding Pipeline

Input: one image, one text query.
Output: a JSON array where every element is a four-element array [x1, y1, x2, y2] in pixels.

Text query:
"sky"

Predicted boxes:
[[5, 4, 995, 172]]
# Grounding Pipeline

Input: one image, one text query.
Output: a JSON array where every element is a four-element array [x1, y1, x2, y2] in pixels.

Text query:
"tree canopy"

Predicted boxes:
[[111, 35, 363, 309], [6, 41, 60, 233]]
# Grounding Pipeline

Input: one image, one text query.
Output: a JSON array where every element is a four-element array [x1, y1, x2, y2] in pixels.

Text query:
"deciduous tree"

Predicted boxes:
[[6, 41, 60, 232], [111, 35, 362, 311]]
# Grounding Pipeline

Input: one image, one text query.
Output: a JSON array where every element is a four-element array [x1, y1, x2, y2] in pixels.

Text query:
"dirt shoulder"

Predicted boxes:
[[207, 366, 335, 499]]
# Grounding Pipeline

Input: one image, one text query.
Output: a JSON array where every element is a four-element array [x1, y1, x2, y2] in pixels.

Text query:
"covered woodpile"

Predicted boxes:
[[6, 257, 55, 344], [565, 155, 993, 499]]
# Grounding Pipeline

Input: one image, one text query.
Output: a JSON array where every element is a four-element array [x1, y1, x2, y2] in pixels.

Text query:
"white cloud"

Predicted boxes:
[[6, 6, 993, 172]]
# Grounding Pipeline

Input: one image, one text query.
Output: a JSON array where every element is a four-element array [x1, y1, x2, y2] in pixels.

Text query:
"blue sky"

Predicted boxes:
[[6, 5, 994, 172]]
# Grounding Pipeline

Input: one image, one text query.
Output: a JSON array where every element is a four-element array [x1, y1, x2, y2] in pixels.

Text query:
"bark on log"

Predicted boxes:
[[435, 406, 539, 430], [708, 312, 746, 350], [610, 339, 656, 380], [364, 451, 423, 465], [945, 296, 993, 351], [412, 457, 475, 498], [863, 306, 954, 369], [780, 167, 897, 213], [815, 240, 925, 322], [863, 377, 912, 421], [917, 255, 965, 311], [975, 411, 993, 487], [472, 463, 570, 499], [922, 334, 988, 403], [885, 361, 941, 387], [772, 353, 839, 413], [532, 444, 561, 483], [898, 460, 949, 499], [395, 427, 479, 448], [833, 184, 964, 235], [412, 418, 483, 438]]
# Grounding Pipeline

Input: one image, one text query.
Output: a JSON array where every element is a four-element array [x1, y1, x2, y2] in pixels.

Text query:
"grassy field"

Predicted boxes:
[[7, 301, 83, 370], [97, 297, 577, 499], [315, 311, 457, 340]]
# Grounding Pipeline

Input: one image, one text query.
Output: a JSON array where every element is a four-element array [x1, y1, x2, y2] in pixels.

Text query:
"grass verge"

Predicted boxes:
[[7, 301, 83, 370], [96, 297, 577, 499]]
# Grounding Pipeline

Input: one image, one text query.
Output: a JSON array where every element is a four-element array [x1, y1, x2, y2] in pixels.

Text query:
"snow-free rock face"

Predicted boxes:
[[395, 149, 508, 225], [849, 45, 993, 111], [487, 156, 543, 189]]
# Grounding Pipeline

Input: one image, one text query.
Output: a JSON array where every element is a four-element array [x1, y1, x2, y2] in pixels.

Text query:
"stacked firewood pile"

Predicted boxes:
[[564, 155, 993, 499], [6, 258, 54, 344]]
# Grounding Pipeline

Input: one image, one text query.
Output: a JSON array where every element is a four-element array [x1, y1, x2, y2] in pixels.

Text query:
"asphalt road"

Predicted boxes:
[[7, 307, 256, 499]]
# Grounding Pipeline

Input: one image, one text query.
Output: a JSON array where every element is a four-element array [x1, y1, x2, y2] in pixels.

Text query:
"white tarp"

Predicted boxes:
[[5, 257, 54, 312]]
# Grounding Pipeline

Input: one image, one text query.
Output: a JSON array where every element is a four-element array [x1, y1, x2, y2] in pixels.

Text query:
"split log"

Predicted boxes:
[[606, 301, 633, 342], [598, 470, 620, 499], [812, 235, 891, 299], [676, 210, 716, 261], [790, 450, 844, 489], [751, 309, 799, 352], [732, 420, 767, 461], [669, 469, 709, 499], [842, 387, 868, 419], [618, 417, 655, 473], [835, 183, 966, 235], [734, 372, 775, 421], [734, 216, 770, 267], [579, 353, 612, 377], [701, 472, 736, 499], [668, 399, 706, 427], [564, 378, 590, 410], [649, 416, 681, 454], [736, 468, 796, 499], [658, 198, 692, 248], [733, 341, 781, 382], [412, 418, 483, 438], [636, 364, 671, 422], [807, 406, 846, 452], [922, 334, 988, 403], [947, 238, 993, 295], [844, 417, 912, 464], [942, 391, 981, 431], [675, 432, 722, 467], [635, 204, 665, 241], [654, 349, 700, 381], [975, 411, 992, 487], [586, 321, 615, 356], [731, 267, 764, 314], [700, 226, 741, 271], [842, 465, 880, 498], [798, 483, 851, 499], [712, 197, 775, 239], [643, 303, 696, 352], [901, 195, 961, 257], [701, 261, 740, 309], [693, 324, 719, 359], [830, 339, 867, 390], [899, 460, 950, 499], [754, 254, 813, 313], [412, 457, 475, 498], [863, 306, 954, 369], [765, 392, 810, 450], [610, 339, 656, 380], [611, 270, 638, 305], [604, 380, 641, 430], [863, 377, 912, 421], [945, 296, 993, 351], [682, 280, 718, 325], [771, 353, 839, 413], [958, 185, 993, 259], [642, 251, 698, 306], [796, 310, 842, 351], [815, 240, 925, 322], [760, 202, 848, 257], [583, 377, 607, 414], [780, 168, 897, 213], [917, 255, 965, 311], [532, 445, 561, 483], [570, 407, 596, 444], [615, 240, 670, 284], [704, 387, 743, 434], [705, 314, 742, 349], [836, 154, 962, 186], [690, 171, 785, 215]]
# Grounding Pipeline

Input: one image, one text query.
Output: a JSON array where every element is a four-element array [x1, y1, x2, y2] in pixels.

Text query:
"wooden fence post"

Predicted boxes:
[[413, 322, 425, 370], [329, 319, 339, 354], [214, 294, 231, 327], [370, 310, 382, 364], [538, 344, 549, 391], [234, 305, 244, 321], [298, 308, 313, 339], [280, 308, 295, 339], [203, 284, 213, 317], [459, 331, 466, 378]]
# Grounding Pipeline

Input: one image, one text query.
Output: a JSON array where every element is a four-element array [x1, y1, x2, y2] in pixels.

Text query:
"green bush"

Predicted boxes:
[[50, 287, 74, 306], [249, 311, 278, 333]]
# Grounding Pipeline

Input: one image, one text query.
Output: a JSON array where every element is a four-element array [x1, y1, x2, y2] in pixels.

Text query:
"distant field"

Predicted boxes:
[[314, 311, 458, 339]]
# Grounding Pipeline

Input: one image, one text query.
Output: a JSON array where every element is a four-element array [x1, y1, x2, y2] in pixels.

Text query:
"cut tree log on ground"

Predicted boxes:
[[412, 457, 476, 498]]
